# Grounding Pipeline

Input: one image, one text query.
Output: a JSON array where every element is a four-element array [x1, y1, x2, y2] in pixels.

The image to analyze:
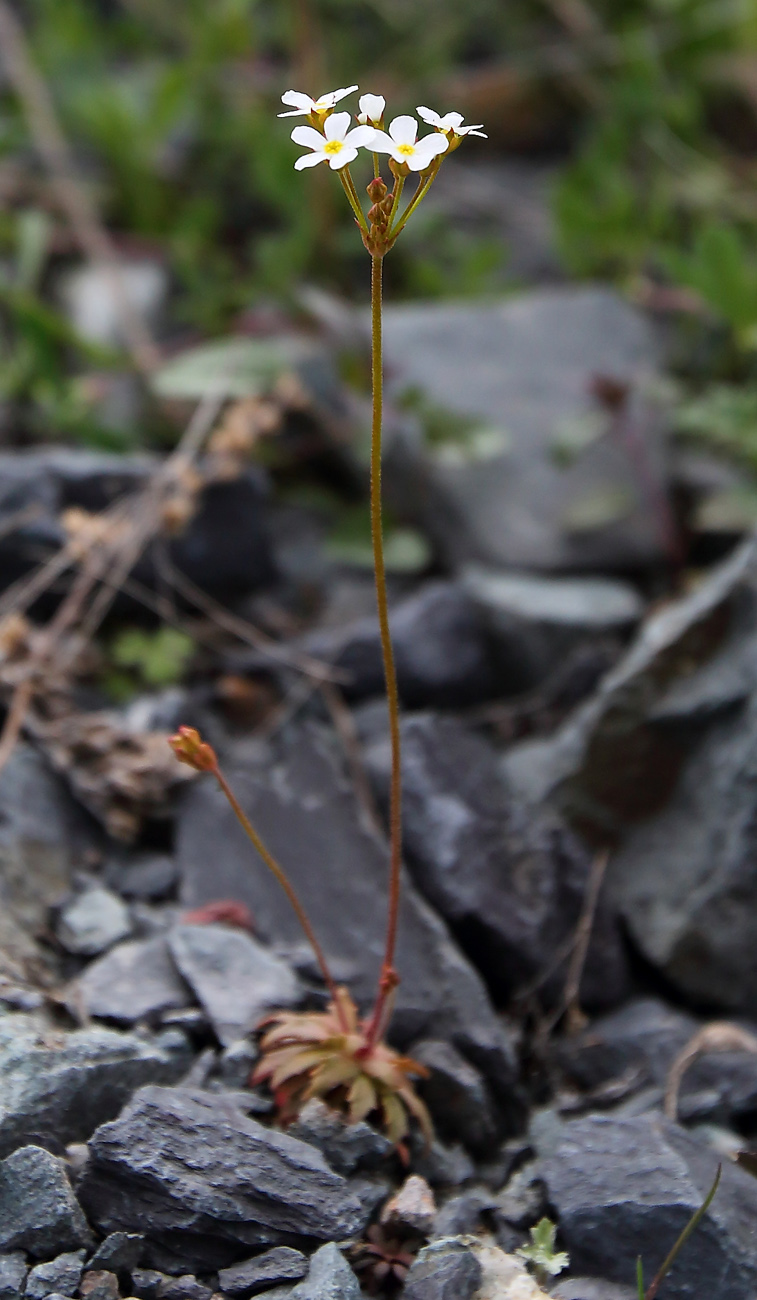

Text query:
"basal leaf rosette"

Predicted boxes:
[[252, 986, 432, 1147]]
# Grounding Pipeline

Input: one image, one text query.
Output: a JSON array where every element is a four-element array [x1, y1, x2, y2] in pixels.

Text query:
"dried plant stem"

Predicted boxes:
[[365, 253, 403, 1051], [211, 763, 346, 1025]]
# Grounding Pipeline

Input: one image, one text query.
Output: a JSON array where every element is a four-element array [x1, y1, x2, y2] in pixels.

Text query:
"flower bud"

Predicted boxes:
[[169, 726, 217, 772], [366, 177, 388, 203]]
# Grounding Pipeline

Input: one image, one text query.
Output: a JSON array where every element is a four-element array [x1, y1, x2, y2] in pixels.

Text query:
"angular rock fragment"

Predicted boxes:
[[539, 1114, 757, 1298], [78, 1086, 364, 1271], [177, 723, 517, 1094], [72, 936, 191, 1025], [376, 713, 627, 1005], [218, 1247, 309, 1297], [288, 1099, 393, 1176], [0, 1008, 189, 1156], [288, 1243, 360, 1300], [402, 1237, 482, 1300], [57, 885, 131, 956], [25, 1249, 85, 1299], [413, 1039, 503, 1154], [167, 924, 300, 1046], [0, 1146, 92, 1258], [0, 1251, 28, 1298]]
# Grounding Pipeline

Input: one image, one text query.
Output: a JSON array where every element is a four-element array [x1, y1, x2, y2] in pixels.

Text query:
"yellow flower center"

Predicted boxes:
[[324, 140, 344, 155], [397, 143, 415, 157]]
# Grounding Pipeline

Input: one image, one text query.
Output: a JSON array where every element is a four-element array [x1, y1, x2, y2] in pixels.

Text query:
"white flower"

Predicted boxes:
[[417, 106, 487, 138], [291, 112, 376, 170], [358, 93, 385, 126], [278, 85, 358, 119], [370, 115, 449, 172]]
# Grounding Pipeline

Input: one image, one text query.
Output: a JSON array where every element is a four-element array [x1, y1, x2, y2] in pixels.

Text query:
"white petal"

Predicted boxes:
[[282, 90, 315, 109], [328, 146, 359, 169], [369, 130, 397, 154], [406, 133, 449, 170], [457, 122, 485, 135], [359, 93, 385, 120], [416, 106, 441, 127], [294, 152, 327, 169], [291, 125, 326, 149], [322, 84, 359, 107], [389, 115, 418, 146], [441, 112, 464, 129], [278, 109, 309, 118], [324, 112, 351, 142], [467, 129, 488, 138], [344, 125, 378, 148]]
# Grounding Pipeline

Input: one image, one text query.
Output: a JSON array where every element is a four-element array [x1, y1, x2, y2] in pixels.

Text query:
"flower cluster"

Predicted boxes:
[[280, 87, 485, 174]]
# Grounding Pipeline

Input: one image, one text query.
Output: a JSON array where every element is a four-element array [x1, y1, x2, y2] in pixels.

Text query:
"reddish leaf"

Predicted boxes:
[[181, 899, 255, 932]]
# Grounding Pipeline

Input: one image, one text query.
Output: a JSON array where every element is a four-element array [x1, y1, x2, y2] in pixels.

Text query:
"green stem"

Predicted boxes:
[[387, 174, 405, 229], [211, 763, 348, 1029], [339, 166, 368, 232], [365, 252, 403, 1050], [643, 1165, 721, 1300], [389, 162, 441, 241]]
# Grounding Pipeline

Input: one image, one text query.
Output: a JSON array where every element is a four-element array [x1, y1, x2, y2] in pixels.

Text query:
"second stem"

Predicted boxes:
[[367, 252, 403, 1048]]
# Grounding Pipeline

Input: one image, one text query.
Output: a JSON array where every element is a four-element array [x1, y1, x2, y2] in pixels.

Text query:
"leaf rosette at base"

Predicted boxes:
[[252, 987, 432, 1147]]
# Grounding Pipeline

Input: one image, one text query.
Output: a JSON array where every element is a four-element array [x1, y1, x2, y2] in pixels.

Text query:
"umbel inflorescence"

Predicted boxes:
[[169, 87, 485, 1153], [279, 86, 486, 255]]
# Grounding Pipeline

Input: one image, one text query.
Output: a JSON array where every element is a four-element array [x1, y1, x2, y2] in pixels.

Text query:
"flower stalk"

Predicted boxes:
[[168, 87, 486, 1142]]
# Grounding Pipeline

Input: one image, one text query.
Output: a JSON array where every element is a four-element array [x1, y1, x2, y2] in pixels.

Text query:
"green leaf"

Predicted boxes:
[[152, 336, 315, 400], [110, 626, 194, 688], [516, 1217, 570, 1280]]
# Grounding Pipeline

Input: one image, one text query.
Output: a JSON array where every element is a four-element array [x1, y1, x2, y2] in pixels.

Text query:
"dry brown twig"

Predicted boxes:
[[665, 1022, 757, 1122]]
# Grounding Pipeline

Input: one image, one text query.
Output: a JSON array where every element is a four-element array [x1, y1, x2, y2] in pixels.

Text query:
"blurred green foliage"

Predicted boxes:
[[0, 0, 756, 447]]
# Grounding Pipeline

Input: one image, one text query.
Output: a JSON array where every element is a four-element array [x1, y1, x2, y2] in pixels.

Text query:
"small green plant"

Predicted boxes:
[[516, 1217, 569, 1288], [107, 626, 194, 699], [663, 224, 757, 352], [171, 85, 486, 1145]]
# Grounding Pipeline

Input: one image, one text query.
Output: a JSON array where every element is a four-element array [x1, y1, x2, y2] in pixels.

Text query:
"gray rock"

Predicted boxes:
[[72, 936, 192, 1025], [495, 1163, 547, 1230], [177, 722, 517, 1091], [0, 1251, 28, 1297], [432, 1187, 495, 1238], [539, 1114, 757, 1298], [0, 744, 95, 977], [280, 581, 501, 707], [288, 1243, 360, 1300], [57, 885, 131, 956], [375, 713, 626, 1007], [89, 1231, 144, 1277], [503, 533, 757, 823], [381, 1175, 437, 1238], [155, 1277, 213, 1300], [0, 1146, 92, 1258], [131, 1268, 165, 1299], [461, 566, 642, 687], [167, 924, 300, 1047], [381, 287, 666, 574], [413, 1039, 503, 1154], [105, 853, 178, 901], [288, 1099, 393, 1176], [78, 1086, 364, 1271], [0, 1008, 190, 1156], [411, 1139, 476, 1190], [218, 1247, 308, 1297], [609, 688, 757, 1012], [402, 1237, 482, 1300], [217, 1039, 259, 1089], [25, 1249, 85, 1298]]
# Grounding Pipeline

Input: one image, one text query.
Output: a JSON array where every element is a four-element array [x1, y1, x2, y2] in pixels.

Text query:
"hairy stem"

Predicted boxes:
[[365, 253, 403, 1050], [339, 167, 368, 233], [211, 763, 347, 1028]]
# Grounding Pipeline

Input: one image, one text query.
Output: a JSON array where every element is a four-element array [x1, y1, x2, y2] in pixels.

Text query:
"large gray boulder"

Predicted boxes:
[[381, 287, 666, 573], [78, 1086, 364, 1272], [539, 1115, 757, 1299]]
